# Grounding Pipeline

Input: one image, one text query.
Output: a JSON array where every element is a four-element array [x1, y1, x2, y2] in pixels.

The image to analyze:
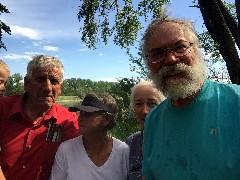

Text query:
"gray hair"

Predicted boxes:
[[0, 59, 10, 73], [26, 55, 64, 82], [130, 80, 165, 108], [141, 14, 201, 61], [90, 92, 117, 131]]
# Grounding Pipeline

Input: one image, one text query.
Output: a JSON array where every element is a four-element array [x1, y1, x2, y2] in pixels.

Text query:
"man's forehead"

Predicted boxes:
[[34, 66, 60, 72], [154, 22, 185, 37], [146, 22, 189, 49], [32, 67, 63, 76]]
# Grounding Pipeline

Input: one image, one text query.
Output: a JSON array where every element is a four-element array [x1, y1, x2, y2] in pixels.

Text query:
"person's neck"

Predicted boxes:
[[171, 93, 198, 108], [83, 134, 110, 151], [83, 134, 113, 167], [24, 102, 51, 122]]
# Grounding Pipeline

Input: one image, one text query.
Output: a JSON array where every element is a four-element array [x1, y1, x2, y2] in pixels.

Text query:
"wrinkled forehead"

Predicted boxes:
[[32, 66, 63, 78], [146, 22, 190, 48]]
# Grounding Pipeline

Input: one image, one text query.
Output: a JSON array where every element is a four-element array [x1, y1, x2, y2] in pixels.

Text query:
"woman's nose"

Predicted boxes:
[[142, 104, 150, 114]]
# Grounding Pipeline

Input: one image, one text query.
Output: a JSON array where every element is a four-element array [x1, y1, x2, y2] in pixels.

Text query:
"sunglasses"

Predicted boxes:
[[79, 110, 106, 118]]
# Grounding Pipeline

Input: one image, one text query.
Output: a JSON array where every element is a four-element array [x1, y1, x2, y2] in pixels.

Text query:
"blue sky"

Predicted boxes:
[[0, 0, 230, 82]]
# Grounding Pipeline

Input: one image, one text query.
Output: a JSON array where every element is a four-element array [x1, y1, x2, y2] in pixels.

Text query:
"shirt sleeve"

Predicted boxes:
[[49, 143, 67, 180]]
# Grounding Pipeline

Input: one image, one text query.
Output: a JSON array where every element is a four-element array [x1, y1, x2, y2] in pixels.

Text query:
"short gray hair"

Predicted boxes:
[[26, 55, 64, 82], [92, 92, 117, 131], [130, 80, 165, 108]]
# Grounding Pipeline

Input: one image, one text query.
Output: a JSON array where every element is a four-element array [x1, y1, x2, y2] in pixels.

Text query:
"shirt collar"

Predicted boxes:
[[9, 93, 59, 123]]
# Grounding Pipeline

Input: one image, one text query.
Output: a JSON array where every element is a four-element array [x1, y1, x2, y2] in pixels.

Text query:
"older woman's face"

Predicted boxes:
[[78, 110, 107, 136], [133, 85, 161, 130]]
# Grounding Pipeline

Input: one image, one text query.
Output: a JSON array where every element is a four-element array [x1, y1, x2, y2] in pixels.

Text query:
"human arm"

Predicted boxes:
[[0, 167, 5, 180], [49, 144, 67, 180]]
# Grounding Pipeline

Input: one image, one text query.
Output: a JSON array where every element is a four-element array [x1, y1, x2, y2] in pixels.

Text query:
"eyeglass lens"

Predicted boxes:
[[147, 41, 193, 63]]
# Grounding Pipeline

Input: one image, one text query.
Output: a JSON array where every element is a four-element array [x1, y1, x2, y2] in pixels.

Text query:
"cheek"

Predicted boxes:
[[183, 50, 197, 66], [53, 85, 62, 95], [134, 108, 140, 117], [134, 108, 144, 118], [148, 62, 162, 74]]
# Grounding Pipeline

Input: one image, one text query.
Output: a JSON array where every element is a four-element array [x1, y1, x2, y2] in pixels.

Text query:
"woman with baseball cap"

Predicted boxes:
[[50, 92, 129, 180]]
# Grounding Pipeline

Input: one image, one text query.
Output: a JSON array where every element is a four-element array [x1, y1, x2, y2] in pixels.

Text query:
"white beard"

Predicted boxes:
[[149, 59, 207, 100]]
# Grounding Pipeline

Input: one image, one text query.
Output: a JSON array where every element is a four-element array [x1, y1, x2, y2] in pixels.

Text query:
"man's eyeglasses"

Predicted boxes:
[[146, 41, 193, 64]]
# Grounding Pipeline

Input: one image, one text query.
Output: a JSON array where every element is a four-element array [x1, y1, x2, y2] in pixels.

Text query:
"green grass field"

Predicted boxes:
[[56, 96, 81, 107], [57, 96, 80, 101]]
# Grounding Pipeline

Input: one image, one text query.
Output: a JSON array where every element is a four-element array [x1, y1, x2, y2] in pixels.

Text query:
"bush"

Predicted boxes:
[[108, 77, 140, 141]]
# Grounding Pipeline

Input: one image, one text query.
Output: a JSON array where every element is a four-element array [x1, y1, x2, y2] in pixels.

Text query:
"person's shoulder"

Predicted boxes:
[[0, 94, 23, 108], [52, 103, 78, 118], [113, 137, 129, 149], [147, 99, 167, 117], [53, 103, 71, 112], [59, 136, 81, 150], [0, 94, 22, 103], [209, 80, 240, 93], [208, 79, 238, 87], [125, 131, 141, 144]]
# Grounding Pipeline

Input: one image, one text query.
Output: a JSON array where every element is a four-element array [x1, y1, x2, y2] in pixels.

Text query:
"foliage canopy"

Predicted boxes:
[[0, 3, 11, 51], [77, 0, 240, 84], [77, 0, 170, 49]]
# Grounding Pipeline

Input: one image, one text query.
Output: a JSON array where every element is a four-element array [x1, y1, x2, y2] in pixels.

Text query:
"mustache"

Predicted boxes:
[[158, 62, 192, 77]]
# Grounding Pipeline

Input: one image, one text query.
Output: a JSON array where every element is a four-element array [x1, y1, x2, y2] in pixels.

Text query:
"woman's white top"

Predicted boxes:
[[50, 135, 129, 180]]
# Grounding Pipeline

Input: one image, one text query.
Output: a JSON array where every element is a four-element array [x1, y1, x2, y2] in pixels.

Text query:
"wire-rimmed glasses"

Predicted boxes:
[[146, 41, 193, 64]]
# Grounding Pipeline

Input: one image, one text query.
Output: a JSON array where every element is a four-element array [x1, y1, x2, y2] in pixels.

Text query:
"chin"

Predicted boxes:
[[39, 101, 54, 108], [150, 60, 207, 99], [162, 77, 201, 99]]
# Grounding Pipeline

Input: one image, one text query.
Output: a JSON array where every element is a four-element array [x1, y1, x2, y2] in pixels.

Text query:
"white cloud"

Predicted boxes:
[[2, 53, 31, 60], [95, 77, 118, 82], [11, 25, 42, 40], [99, 53, 105, 56], [43, 46, 59, 51], [80, 48, 89, 52], [32, 42, 42, 47]]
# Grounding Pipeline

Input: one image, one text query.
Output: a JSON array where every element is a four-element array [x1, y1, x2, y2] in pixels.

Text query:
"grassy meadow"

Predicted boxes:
[[56, 96, 81, 107]]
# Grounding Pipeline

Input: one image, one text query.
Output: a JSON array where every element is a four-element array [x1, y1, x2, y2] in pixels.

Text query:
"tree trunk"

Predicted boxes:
[[236, 0, 240, 39], [198, 0, 240, 84]]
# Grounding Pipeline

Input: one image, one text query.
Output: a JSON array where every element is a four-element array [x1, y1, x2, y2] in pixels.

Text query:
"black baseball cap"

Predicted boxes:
[[68, 93, 115, 115]]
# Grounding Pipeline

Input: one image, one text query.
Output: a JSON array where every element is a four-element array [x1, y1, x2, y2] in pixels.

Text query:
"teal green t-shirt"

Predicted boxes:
[[142, 80, 240, 180]]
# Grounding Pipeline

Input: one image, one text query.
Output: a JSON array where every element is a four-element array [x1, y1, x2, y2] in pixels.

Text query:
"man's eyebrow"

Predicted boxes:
[[149, 40, 187, 52]]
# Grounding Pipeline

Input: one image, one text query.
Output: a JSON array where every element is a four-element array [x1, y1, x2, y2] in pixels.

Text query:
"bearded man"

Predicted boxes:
[[141, 15, 240, 180]]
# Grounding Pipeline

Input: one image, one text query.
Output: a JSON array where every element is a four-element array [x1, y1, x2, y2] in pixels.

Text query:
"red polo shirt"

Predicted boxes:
[[0, 94, 79, 180]]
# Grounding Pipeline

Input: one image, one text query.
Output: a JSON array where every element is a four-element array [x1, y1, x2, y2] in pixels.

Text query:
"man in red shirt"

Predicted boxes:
[[0, 55, 79, 180]]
